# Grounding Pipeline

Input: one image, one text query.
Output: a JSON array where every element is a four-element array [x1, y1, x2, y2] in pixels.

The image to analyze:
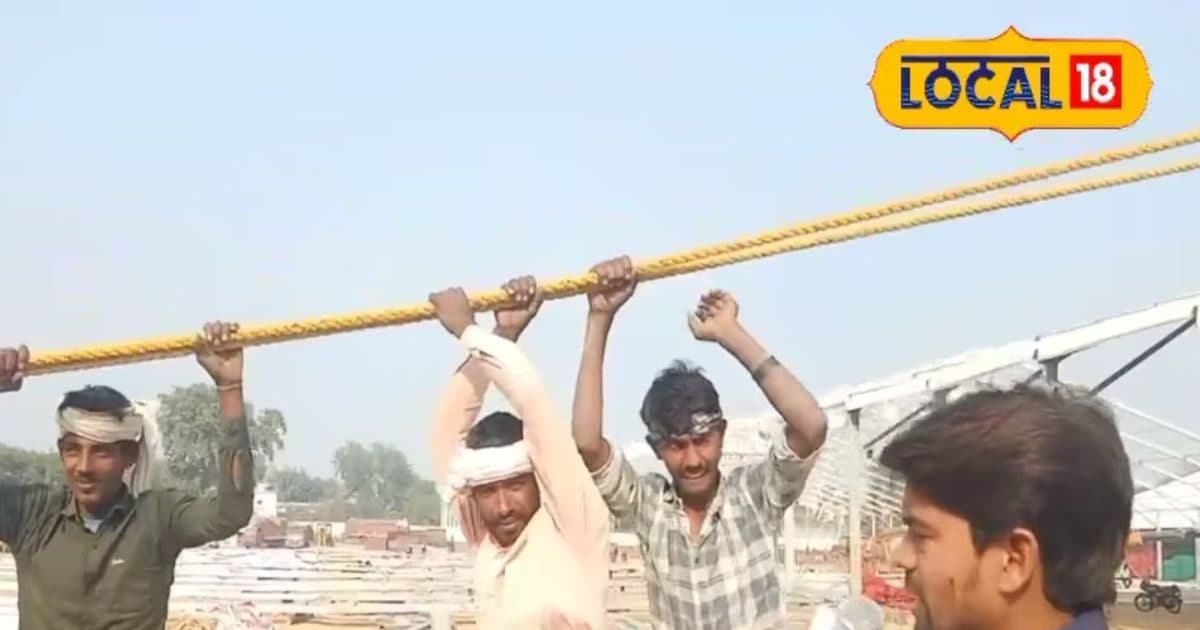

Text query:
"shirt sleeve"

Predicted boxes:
[[458, 325, 610, 561], [589, 441, 643, 522], [431, 357, 490, 481], [0, 484, 54, 551], [430, 357, 491, 548], [742, 423, 821, 530], [161, 419, 256, 550]]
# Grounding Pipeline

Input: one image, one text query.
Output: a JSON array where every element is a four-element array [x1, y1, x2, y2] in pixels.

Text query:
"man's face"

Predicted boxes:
[[893, 486, 1005, 630], [58, 433, 137, 516], [655, 423, 725, 502], [470, 472, 541, 547]]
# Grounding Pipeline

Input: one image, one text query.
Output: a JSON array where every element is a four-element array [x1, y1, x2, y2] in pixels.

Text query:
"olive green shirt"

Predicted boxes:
[[0, 419, 255, 630]]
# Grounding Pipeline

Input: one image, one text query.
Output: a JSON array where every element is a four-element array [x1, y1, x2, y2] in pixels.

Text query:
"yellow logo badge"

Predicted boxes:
[[868, 26, 1152, 140]]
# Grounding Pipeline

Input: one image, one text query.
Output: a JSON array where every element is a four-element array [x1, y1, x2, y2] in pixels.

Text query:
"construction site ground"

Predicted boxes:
[[2, 545, 1196, 629]]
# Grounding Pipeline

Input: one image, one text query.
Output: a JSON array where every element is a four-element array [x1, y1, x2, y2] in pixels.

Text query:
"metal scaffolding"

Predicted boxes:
[[591, 291, 1200, 602]]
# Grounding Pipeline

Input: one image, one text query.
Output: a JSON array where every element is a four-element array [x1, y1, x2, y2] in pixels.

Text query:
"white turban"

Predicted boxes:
[[56, 399, 161, 497], [446, 440, 533, 492]]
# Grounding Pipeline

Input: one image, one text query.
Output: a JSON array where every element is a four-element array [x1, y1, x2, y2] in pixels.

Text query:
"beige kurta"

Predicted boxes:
[[431, 325, 610, 629]]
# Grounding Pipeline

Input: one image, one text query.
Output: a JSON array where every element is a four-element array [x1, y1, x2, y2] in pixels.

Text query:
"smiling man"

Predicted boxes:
[[0, 322, 255, 630], [879, 385, 1133, 630], [429, 278, 609, 630], [571, 256, 829, 629]]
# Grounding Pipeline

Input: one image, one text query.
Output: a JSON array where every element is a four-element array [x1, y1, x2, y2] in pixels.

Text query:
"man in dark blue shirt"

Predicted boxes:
[[879, 385, 1131, 630]]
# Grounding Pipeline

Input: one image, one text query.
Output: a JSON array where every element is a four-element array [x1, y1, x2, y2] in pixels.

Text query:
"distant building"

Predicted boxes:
[[437, 483, 466, 543], [254, 485, 279, 519]]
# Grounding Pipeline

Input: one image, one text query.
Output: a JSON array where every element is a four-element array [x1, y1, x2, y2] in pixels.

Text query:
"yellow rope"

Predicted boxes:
[[643, 157, 1200, 278], [636, 127, 1200, 271], [22, 134, 1200, 376]]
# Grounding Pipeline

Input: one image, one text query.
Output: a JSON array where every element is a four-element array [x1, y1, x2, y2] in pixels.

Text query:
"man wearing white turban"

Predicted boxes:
[[428, 279, 610, 630], [0, 321, 256, 630]]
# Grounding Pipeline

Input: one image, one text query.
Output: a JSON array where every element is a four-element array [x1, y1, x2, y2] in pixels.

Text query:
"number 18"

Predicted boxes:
[[1070, 55, 1123, 109]]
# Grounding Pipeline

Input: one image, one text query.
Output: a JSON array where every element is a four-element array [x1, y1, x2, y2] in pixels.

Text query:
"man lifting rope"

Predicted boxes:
[[0, 323, 255, 630], [571, 256, 830, 629], [428, 279, 609, 629]]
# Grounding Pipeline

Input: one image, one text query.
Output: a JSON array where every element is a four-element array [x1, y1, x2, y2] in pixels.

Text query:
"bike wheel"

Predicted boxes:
[[1165, 596, 1182, 614], [1134, 593, 1155, 612]]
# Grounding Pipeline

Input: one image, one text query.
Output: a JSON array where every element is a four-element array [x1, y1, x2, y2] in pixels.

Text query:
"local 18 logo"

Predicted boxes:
[[868, 26, 1152, 140]]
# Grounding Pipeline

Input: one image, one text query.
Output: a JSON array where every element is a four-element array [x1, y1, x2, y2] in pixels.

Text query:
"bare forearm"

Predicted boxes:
[[168, 415, 255, 547], [217, 386, 246, 422], [719, 324, 827, 457], [572, 313, 614, 471], [217, 385, 251, 494]]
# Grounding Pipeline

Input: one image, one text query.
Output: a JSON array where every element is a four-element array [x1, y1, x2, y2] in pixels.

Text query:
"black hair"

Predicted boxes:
[[639, 360, 721, 439], [465, 411, 524, 449], [879, 384, 1133, 612], [58, 385, 132, 416]]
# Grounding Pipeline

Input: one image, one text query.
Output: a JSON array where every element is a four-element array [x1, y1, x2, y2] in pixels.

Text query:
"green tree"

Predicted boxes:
[[333, 441, 412, 513], [332, 441, 441, 521], [271, 466, 338, 503], [156, 383, 287, 492], [0, 443, 62, 485], [403, 479, 443, 525]]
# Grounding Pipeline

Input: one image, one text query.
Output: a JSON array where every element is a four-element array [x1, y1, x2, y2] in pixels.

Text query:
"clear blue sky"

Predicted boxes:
[[2, 2, 1197, 478]]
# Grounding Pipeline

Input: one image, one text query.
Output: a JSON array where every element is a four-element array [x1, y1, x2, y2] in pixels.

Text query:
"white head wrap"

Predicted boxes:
[[445, 440, 533, 492], [56, 399, 161, 497]]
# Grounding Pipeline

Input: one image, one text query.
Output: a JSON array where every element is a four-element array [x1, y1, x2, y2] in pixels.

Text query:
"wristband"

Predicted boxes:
[[750, 355, 780, 382]]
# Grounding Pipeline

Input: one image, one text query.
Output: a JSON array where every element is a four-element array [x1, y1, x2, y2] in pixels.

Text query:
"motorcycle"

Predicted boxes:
[[1133, 579, 1182, 614]]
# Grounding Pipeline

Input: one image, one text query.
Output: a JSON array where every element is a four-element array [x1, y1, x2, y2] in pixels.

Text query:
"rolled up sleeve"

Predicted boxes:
[[590, 442, 641, 520], [741, 423, 821, 530], [163, 419, 256, 549], [764, 424, 820, 508]]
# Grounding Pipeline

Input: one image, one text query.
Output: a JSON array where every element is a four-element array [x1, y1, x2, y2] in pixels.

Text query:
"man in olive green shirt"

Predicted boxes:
[[0, 321, 256, 630]]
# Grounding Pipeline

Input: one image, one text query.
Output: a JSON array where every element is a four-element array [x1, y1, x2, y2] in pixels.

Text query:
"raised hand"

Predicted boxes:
[[494, 275, 543, 341], [687, 289, 741, 343], [429, 287, 476, 338], [0, 345, 28, 393], [195, 322, 244, 386], [586, 256, 637, 317]]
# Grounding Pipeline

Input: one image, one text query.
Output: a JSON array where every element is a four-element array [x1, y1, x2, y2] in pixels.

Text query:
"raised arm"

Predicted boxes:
[[430, 277, 541, 547], [163, 322, 255, 549], [572, 256, 637, 472], [571, 257, 646, 520], [0, 345, 52, 550], [430, 285, 608, 556], [431, 358, 490, 483], [689, 291, 827, 508]]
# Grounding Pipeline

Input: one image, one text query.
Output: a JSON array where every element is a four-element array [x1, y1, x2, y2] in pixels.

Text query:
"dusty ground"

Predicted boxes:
[[1109, 602, 1200, 630], [169, 604, 1198, 629]]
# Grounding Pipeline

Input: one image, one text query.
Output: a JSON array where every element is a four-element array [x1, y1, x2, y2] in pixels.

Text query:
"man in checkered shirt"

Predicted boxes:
[[571, 256, 828, 629]]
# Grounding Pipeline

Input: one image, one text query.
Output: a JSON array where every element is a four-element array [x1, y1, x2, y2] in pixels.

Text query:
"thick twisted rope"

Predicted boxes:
[[636, 127, 1200, 273], [23, 134, 1200, 376]]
